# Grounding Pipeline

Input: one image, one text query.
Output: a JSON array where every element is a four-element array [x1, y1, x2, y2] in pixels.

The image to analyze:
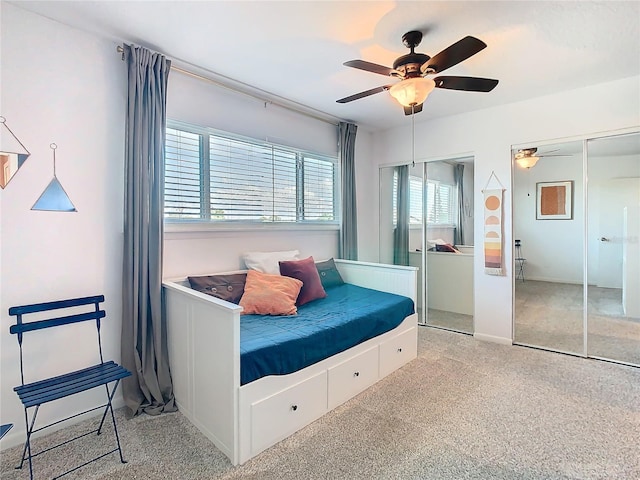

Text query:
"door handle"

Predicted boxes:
[[600, 237, 610, 242]]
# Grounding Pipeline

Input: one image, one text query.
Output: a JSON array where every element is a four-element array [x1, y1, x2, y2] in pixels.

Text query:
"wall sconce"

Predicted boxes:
[[32, 143, 77, 212], [0, 116, 31, 189]]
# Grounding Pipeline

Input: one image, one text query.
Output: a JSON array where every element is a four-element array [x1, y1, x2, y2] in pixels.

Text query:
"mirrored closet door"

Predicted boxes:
[[586, 133, 640, 366], [512, 140, 585, 354], [379, 156, 475, 334], [513, 131, 640, 367]]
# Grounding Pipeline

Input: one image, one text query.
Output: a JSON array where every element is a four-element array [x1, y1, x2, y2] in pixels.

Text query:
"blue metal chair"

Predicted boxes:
[[9, 295, 131, 479]]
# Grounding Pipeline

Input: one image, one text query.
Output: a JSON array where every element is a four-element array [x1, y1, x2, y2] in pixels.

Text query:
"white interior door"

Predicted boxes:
[[623, 205, 640, 317], [596, 178, 640, 288]]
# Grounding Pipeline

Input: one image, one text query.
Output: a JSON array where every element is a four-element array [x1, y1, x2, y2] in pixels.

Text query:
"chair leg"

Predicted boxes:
[[99, 380, 127, 464], [16, 405, 38, 480]]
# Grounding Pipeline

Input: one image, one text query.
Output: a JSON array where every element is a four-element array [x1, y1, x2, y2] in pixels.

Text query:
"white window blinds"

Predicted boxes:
[[165, 128, 201, 218], [164, 123, 338, 224]]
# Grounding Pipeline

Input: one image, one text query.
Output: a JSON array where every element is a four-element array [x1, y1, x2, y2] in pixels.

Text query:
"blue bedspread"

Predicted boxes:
[[240, 283, 414, 385]]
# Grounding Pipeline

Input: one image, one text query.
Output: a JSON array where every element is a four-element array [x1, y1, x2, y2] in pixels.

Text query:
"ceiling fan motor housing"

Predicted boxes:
[[393, 53, 430, 77]]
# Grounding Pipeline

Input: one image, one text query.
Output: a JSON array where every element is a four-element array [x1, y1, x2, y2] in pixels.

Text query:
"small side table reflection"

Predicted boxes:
[[515, 239, 526, 282]]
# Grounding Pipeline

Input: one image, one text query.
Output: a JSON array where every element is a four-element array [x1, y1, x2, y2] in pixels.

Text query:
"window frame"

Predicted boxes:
[[164, 120, 340, 232]]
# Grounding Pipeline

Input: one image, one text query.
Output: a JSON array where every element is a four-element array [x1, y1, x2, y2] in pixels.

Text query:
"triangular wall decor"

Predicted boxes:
[[31, 143, 77, 212], [0, 116, 31, 189]]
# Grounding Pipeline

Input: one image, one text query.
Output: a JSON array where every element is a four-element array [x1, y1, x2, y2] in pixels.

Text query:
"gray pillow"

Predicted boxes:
[[188, 273, 247, 304], [315, 258, 344, 289]]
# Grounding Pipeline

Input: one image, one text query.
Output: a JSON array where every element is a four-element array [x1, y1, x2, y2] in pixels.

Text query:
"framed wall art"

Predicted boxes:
[[536, 181, 573, 220]]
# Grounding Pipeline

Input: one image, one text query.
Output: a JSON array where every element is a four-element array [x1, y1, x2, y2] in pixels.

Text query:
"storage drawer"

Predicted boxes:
[[327, 345, 379, 409], [379, 327, 417, 377], [250, 371, 327, 456]]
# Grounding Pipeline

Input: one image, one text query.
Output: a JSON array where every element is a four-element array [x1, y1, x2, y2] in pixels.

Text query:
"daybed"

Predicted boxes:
[[163, 259, 418, 465]]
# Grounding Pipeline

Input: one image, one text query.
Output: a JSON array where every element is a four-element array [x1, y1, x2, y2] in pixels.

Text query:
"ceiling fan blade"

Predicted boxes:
[[343, 60, 397, 77], [422, 36, 487, 74], [433, 76, 499, 92], [336, 85, 391, 103], [403, 103, 424, 116]]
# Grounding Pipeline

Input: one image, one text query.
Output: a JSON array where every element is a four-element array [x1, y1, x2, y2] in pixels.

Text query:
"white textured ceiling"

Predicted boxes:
[[9, 1, 640, 131]]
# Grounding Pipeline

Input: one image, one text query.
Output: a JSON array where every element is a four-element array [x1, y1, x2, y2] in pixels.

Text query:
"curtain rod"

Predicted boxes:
[[116, 45, 340, 127]]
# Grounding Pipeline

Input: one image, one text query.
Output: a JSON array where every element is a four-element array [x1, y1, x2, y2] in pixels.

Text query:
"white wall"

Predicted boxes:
[[372, 76, 640, 343], [1, 3, 126, 448], [162, 70, 347, 277], [354, 130, 377, 262]]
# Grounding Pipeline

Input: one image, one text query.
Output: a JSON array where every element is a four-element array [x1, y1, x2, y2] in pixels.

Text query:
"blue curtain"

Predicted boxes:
[[121, 44, 175, 416], [393, 165, 410, 266], [339, 122, 358, 260], [454, 163, 464, 245]]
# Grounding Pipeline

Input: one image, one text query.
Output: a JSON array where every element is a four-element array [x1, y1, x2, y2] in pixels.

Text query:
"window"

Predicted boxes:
[[425, 180, 455, 225], [165, 124, 338, 225], [393, 173, 456, 226]]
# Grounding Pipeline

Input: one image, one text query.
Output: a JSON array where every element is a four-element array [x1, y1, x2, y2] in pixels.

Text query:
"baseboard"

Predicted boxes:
[[523, 276, 583, 284], [474, 332, 513, 345]]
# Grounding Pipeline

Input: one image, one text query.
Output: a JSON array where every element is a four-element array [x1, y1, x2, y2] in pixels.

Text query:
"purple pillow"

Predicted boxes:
[[435, 243, 458, 253], [279, 256, 327, 306]]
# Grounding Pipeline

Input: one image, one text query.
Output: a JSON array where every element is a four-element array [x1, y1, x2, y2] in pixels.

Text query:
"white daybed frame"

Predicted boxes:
[[163, 259, 418, 465]]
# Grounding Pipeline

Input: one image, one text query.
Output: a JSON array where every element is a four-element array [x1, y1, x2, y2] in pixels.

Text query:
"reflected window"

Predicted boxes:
[[392, 173, 456, 226]]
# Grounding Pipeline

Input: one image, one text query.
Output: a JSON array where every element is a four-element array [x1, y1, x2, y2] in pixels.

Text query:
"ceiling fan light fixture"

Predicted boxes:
[[516, 156, 539, 169], [389, 77, 436, 107]]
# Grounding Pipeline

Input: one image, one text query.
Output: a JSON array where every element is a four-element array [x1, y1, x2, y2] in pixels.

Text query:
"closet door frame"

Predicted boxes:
[[512, 126, 640, 367]]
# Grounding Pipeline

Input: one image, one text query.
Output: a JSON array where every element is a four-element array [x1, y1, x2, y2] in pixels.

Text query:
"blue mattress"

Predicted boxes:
[[240, 283, 415, 385]]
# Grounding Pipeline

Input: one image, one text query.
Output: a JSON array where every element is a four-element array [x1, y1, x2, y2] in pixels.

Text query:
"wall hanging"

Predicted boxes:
[[0, 116, 31, 189], [482, 171, 505, 275], [32, 143, 77, 212]]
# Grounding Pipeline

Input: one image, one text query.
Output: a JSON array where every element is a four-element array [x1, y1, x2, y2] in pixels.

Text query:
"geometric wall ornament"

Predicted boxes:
[[31, 143, 77, 212], [0, 116, 31, 189]]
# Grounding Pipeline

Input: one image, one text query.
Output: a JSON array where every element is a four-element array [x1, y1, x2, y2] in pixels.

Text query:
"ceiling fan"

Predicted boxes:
[[514, 148, 571, 168], [337, 31, 499, 115]]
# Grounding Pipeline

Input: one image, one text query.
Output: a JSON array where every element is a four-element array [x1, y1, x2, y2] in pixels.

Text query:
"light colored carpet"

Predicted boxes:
[[2, 327, 639, 479], [427, 308, 474, 334], [515, 280, 640, 365]]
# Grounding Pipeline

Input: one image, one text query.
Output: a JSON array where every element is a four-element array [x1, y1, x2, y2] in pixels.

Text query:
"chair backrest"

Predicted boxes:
[[9, 295, 106, 386]]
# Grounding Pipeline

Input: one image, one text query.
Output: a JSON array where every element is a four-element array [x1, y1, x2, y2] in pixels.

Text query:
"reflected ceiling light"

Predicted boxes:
[[516, 155, 539, 169], [514, 148, 541, 169], [389, 77, 436, 108]]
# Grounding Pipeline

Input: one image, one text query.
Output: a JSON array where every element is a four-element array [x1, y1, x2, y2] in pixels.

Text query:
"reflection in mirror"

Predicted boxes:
[[513, 140, 584, 354], [422, 158, 474, 334], [586, 133, 640, 366], [380, 157, 474, 333], [0, 116, 30, 189]]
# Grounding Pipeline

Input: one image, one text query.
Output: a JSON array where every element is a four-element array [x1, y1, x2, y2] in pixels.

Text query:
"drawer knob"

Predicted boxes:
[[397, 347, 403, 353], [291, 405, 298, 412], [353, 371, 360, 377]]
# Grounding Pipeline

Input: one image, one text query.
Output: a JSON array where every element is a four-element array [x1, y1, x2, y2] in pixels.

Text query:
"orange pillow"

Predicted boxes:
[[239, 270, 303, 315]]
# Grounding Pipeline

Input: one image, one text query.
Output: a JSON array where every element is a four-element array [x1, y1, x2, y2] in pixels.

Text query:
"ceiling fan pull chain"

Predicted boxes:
[[411, 106, 415, 167]]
